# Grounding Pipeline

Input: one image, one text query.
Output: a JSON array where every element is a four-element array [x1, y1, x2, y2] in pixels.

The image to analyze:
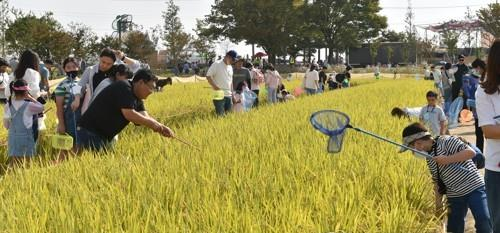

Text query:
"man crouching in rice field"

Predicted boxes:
[[400, 122, 491, 233], [77, 69, 174, 151]]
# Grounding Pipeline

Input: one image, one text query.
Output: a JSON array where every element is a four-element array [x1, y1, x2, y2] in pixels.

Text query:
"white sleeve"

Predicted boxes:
[[27, 70, 41, 98], [476, 88, 497, 127], [124, 57, 141, 73], [77, 66, 93, 95], [206, 63, 217, 77], [3, 75, 12, 98]]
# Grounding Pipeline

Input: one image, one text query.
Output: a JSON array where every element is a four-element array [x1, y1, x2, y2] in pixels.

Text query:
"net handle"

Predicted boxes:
[[347, 125, 432, 159]]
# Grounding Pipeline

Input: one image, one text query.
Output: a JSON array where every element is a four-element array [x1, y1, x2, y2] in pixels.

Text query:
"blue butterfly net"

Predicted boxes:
[[310, 110, 350, 153]]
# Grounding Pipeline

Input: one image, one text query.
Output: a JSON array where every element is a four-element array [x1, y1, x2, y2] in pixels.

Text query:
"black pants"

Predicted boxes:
[[475, 118, 484, 152], [452, 82, 462, 101], [252, 90, 259, 107]]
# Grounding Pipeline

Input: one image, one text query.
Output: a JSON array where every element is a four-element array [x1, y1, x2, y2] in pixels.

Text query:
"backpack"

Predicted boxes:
[[457, 136, 485, 169]]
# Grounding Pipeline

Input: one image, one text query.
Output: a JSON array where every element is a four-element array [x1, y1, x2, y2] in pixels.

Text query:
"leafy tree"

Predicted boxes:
[[201, 0, 304, 64], [477, 3, 500, 38], [162, 0, 191, 65], [192, 20, 215, 64], [96, 35, 121, 52], [381, 30, 406, 42], [5, 12, 72, 61], [308, 0, 387, 64], [122, 31, 156, 62], [440, 21, 461, 61], [67, 22, 99, 61], [403, 0, 416, 64]]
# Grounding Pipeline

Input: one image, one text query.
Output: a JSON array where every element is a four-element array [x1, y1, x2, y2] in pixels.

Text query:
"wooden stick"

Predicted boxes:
[[43, 107, 52, 114], [173, 136, 201, 151]]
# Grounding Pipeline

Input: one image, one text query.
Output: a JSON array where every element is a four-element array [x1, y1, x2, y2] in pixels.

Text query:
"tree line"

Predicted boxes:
[[0, 0, 499, 67]]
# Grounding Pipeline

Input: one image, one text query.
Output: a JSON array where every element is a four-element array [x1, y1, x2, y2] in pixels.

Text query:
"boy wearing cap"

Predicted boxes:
[[206, 50, 237, 116], [401, 122, 491, 233], [0, 58, 10, 103]]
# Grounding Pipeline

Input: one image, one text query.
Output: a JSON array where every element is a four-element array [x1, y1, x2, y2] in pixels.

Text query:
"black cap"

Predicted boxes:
[[458, 54, 465, 60]]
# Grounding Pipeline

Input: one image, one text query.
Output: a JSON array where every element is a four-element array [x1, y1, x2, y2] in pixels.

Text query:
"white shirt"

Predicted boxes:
[[206, 60, 233, 96], [304, 70, 319, 89], [432, 70, 441, 84], [404, 107, 422, 118], [3, 99, 44, 129], [4, 68, 41, 99], [476, 87, 500, 172], [0, 72, 8, 99]]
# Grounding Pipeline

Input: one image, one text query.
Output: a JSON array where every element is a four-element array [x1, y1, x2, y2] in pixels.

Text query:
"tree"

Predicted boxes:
[[440, 21, 461, 61], [0, 0, 11, 57], [462, 7, 476, 55], [369, 39, 381, 65], [309, 0, 387, 64], [381, 29, 406, 42], [417, 38, 436, 64], [403, 0, 416, 64], [162, 0, 191, 65], [5, 12, 73, 61], [68, 22, 99, 61], [477, 3, 500, 38], [192, 20, 215, 64], [96, 35, 121, 52], [122, 31, 156, 63], [201, 0, 304, 64]]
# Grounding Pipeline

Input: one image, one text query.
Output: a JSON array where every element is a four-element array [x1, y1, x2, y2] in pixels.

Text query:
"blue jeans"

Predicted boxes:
[[447, 186, 492, 233], [77, 127, 112, 151], [267, 88, 277, 104], [305, 88, 317, 95], [213, 97, 232, 116], [486, 170, 500, 233]]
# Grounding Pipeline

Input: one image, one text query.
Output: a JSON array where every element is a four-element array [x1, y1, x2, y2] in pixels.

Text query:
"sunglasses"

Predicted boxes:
[[459, 59, 464, 62]]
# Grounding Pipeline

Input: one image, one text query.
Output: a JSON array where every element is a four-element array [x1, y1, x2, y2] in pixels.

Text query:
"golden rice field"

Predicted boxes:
[[0, 75, 441, 232]]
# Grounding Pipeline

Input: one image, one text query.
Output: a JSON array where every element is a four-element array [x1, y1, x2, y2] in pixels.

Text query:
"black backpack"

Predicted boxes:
[[457, 136, 485, 169]]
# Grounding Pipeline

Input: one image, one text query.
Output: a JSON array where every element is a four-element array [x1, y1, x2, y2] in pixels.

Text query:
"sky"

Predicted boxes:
[[8, 0, 495, 57]]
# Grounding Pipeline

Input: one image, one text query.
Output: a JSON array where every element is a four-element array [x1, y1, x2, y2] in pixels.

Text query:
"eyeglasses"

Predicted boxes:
[[459, 59, 464, 62], [144, 81, 156, 92]]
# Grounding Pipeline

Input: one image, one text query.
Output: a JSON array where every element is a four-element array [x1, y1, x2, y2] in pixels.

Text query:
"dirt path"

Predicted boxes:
[[448, 121, 480, 233]]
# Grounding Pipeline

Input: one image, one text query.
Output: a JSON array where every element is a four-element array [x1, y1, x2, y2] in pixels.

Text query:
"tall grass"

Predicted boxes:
[[0, 77, 441, 232]]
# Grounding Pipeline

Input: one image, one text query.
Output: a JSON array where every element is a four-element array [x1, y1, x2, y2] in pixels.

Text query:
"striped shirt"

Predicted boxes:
[[427, 136, 484, 198], [54, 77, 78, 109]]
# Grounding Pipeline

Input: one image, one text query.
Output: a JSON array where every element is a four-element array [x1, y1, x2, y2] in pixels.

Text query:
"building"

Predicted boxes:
[[348, 42, 416, 67]]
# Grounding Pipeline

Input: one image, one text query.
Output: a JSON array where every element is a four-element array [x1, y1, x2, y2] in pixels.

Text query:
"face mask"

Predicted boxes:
[[471, 69, 480, 77], [66, 71, 78, 79]]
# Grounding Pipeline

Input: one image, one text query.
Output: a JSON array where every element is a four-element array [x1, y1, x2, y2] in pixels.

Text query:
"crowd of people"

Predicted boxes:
[[393, 39, 500, 233], [205, 50, 352, 116], [2, 48, 174, 164]]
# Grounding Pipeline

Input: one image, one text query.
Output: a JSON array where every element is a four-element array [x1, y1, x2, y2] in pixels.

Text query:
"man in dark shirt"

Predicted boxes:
[[319, 66, 327, 92], [232, 56, 252, 90], [453, 54, 469, 101], [78, 69, 174, 151]]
